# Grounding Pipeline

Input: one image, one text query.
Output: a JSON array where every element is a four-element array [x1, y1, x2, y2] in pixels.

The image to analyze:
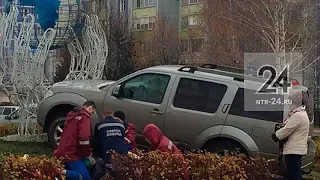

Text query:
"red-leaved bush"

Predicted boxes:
[[110, 151, 277, 180], [0, 152, 279, 180], [0, 154, 65, 180]]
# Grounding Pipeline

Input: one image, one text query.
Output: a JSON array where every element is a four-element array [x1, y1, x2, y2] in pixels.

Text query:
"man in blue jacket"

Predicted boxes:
[[92, 108, 128, 177]]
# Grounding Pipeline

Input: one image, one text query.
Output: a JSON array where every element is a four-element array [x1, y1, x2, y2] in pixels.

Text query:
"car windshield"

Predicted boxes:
[[10, 109, 19, 116], [0, 108, 4, 115]]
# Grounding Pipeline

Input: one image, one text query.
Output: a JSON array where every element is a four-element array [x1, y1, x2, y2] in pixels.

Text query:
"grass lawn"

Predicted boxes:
[[0, 139, 52, 156], [303, 167, 320, 180]]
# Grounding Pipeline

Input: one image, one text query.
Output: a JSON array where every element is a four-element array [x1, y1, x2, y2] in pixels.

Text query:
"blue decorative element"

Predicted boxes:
[[5, 0, 14, 13], [5, 0, 86, 50], [19, 0, 61, 31]]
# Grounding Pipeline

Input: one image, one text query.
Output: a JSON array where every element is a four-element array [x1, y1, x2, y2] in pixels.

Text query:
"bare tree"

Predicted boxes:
[[133, 14, 180, 69], [205, 0, 319, 121], [198, 0, 242, 67], [206, 0, 318, 72]]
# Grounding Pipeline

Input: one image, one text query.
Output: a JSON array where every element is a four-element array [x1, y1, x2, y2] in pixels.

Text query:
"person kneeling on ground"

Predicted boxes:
[[92, 108, 129, 177], [54, 101, 96, 180], [143, 124, 189, 179], [114, 111, 137, 152]]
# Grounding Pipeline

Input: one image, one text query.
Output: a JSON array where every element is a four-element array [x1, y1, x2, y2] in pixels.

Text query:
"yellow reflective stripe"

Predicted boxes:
[[79, 140, 90, 145]]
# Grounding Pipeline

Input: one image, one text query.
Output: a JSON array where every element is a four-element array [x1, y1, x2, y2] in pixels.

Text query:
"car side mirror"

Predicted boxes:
[[112, 85, 121, 97], [5, 115, 10, 120]]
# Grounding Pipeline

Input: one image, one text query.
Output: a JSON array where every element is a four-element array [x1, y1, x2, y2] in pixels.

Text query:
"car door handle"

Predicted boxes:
[[151, 108, 163, 115], [221, 104, 230, 113]]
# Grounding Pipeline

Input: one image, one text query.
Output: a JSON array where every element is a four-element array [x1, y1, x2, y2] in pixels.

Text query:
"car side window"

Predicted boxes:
[[3, 108, 11, 115], [121, 73, 171, 104], [173, 78, 227, 113], [0, 108, 4, 115], [229, 88, 283, 122]]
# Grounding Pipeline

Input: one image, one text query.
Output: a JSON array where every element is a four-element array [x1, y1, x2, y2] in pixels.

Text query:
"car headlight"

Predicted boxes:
[[43, 89, 54, 99]]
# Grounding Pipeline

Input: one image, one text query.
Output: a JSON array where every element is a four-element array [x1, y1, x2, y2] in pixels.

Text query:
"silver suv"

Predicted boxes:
[[37, 64, 315, 170]]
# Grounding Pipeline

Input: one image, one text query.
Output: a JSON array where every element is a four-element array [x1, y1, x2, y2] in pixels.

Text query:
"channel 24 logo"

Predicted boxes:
[[255, 65, 297, 95]]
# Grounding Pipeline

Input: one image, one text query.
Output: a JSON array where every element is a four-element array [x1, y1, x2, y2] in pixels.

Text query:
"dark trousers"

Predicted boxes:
[[104, 153, 117, 177], [284, 154, 303, 180]]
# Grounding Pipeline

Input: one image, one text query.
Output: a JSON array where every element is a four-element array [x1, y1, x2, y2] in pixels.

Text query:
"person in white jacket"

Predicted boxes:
[[271, 93, 309, 180]]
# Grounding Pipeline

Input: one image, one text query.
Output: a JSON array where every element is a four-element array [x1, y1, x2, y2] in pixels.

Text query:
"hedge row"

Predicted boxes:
[[2, 137, 320, 179], [109, 151, 279, 180], [0, 124, 18, 137], [0, 154, 64, 180], [0, 152, 278, 180]]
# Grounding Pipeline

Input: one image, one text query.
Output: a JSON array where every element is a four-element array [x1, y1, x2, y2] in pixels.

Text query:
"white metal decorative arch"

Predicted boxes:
[[65, 15, 108, 81]]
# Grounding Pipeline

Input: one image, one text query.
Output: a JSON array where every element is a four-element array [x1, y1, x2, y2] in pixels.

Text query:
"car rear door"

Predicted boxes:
[[104, 71, 177, 147], [225, 88, 284, 159], [163, 75, 238, 149]]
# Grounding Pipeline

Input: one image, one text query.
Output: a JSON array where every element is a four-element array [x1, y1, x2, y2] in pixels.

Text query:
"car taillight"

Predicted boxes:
[[292, 80, 299, 87]]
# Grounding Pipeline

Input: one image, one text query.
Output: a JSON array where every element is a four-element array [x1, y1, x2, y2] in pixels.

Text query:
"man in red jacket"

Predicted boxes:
[[54, 100, 96, 180], [114, 111, 137, 152]]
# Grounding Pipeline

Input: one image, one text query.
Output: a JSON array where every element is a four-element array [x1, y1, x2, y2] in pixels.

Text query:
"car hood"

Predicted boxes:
[[52, 80, 115, 92]]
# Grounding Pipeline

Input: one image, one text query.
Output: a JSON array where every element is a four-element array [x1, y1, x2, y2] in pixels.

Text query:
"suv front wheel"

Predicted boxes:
[[47, 117, 65, 149]]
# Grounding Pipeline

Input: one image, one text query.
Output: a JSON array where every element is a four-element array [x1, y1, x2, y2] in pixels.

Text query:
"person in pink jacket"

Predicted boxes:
[[143, 124, 189, 179]]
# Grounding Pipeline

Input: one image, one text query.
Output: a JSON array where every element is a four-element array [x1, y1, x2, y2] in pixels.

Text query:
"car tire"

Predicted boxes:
[[205, 139, 247, 156], [48, 117, 65, 150]]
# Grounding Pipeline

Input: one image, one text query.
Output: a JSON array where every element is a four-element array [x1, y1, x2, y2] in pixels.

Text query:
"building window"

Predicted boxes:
[[190, 38, 204, 53], [182, 0, 189, 5], [120, 0, 126, 12], [189, 0, 204, 4], [180, 39, 189, 53], [22, 9, 29, 17], [134, 0, 156, 8], [180, 38, 204, 53], [181, 15, 200, 29], [182, 0, 204, 5], [181, 16, 188, 29], [134, 17, 156, 31]]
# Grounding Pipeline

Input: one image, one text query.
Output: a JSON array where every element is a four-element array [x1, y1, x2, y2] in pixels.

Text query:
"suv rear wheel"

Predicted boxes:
[[48, 117, 65, 149], [205, 139, 247, 156]]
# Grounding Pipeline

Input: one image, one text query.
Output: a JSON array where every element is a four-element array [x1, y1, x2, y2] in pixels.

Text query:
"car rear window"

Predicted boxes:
[[173, 78, 227, 113], [229, 88, 284, 122]]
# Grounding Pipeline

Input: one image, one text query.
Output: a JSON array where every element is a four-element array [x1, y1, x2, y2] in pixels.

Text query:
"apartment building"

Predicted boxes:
[[179, 0, 205, 64], [128, 0, 179, 32]]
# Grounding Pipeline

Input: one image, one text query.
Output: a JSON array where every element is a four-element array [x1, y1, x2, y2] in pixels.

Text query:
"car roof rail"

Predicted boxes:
[[178, 64, 275, 85], [177, 66, 198, 73], [177, 64, 291, 87], [200, 63, 257, 76]]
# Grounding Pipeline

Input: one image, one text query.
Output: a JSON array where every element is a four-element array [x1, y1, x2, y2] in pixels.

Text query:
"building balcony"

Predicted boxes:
[[180, 2, 203, 16], [133, 6, 157, 18]]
